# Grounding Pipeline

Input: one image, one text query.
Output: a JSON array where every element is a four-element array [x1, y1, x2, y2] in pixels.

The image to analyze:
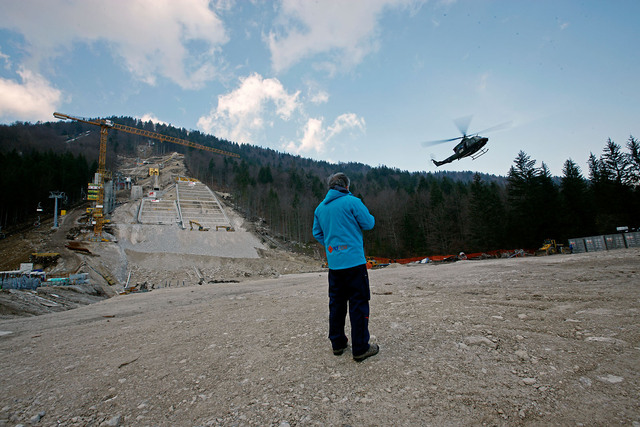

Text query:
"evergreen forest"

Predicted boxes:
[[1, 118, 638, 258]]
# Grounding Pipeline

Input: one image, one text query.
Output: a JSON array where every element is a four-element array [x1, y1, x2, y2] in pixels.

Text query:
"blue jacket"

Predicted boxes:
[[313, 188, 375, 270]]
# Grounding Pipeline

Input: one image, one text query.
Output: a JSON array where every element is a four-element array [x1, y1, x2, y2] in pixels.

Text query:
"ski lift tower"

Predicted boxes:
[[49, 191, 66, 228]]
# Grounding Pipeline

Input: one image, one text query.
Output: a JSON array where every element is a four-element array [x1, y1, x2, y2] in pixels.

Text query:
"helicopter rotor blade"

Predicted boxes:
[[422, 136, 463, 147], [473, 121, 513, 135], [454, 115, 473, 136]]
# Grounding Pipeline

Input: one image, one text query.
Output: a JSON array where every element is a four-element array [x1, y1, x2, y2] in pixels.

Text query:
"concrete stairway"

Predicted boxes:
[[137, 198, 179, 225], [176, 180, 232, 230]]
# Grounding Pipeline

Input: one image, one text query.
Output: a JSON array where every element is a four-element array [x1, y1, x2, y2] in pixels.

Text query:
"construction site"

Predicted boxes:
[[0, 112, 322, 315], [0, 148, 321, 314], [0, 118, 638, 425]]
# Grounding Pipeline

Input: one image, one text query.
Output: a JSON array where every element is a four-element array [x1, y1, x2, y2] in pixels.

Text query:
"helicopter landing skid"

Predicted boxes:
[[471, 148, 488, 160]]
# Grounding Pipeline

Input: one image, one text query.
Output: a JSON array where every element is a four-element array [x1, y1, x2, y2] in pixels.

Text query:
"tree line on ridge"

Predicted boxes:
[[0, 119, 638, 258]]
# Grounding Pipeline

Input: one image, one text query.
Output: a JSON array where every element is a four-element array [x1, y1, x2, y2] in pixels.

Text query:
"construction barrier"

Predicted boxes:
[[69, 273, 89, 285], [0, 272, 89, 289], [368, 248, 533, 265], [569, 232, 639, 253], [584, 235, 607, 252], [370, 232, 638, 266], [624, 232, 640, 247], [369, 233, 638, 265], [604, 234, 626, 250], [568, 238, 587, 253], [1, 276, 41, 290]]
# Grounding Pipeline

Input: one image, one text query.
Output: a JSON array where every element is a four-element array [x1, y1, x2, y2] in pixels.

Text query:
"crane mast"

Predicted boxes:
[[53, 112, 240, 240]]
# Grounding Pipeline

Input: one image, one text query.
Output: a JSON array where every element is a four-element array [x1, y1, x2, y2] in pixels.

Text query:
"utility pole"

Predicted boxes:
[[49, 191, 66, 228]]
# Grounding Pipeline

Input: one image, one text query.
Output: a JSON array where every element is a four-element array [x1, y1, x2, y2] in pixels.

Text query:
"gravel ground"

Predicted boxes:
[[1, 248, 638, 426]]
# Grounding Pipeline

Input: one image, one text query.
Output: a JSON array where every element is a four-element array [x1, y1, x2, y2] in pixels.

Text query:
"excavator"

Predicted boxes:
[[189, 220, 209, 231]]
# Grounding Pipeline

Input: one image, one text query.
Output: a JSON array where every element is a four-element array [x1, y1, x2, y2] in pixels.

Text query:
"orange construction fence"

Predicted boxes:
[[368, 248, 535, 265]]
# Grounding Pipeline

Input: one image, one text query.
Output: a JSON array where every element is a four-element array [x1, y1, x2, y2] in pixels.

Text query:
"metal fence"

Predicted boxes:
[[0, 273, 88, 289], [1, 276, 41, 290], [569, 231, 640, 253]]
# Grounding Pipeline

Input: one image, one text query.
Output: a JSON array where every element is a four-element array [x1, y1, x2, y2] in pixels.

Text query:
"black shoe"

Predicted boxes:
[[333, 345, 348, 356], [353, 343, 379, 362]]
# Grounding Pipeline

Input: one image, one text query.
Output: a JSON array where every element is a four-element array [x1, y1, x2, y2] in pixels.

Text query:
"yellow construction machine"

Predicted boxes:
[[366, 256, 390, 269], [189, 220, 209, 231], [536, 239, 571, 255]]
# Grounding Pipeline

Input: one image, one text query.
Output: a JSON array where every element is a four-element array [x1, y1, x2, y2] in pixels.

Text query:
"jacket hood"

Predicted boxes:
[[322, 188, 350, 205]]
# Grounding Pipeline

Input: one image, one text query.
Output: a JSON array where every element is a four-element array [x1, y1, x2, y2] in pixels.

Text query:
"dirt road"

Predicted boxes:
[[1, 248, 638, 426]]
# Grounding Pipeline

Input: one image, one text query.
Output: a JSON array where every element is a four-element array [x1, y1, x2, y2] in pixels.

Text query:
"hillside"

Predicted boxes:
[[2, 119, 639, 260], [0, 151, 320, 318]]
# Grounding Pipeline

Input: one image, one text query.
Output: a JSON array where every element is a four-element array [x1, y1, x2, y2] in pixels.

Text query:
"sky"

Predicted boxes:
[[0, 0, 638, 177]]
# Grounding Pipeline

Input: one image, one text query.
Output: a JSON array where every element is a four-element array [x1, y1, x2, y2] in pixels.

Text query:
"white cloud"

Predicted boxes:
[[329, 113, 366, 137], [286, 113, 366, 155], [197, 73, 301, 143], [197, 72, 364, 154], [309, 89, 330, 104], [267, 0, 424, 73], [0, 67, 62, 122], [290, 117, 325, 153], [138, 113, 168, 126], [0, 0, 229, 89], [0, 49, 10, 69]]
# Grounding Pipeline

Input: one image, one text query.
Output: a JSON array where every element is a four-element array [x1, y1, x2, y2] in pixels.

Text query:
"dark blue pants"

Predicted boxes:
[[328, 264, 370, 356]]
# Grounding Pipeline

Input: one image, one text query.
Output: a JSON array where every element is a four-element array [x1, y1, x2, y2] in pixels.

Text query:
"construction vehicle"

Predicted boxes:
[[366, 256, 390, 269], [536, 239, 571, 255], [189, 220, 209, 231], [53, 112, 240, 241], [148, 167, 160, 190]]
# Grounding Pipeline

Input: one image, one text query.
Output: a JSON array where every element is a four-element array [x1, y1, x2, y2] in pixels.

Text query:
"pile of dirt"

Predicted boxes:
[[0, 248, 638, 425], [0, 282, 115, 318]]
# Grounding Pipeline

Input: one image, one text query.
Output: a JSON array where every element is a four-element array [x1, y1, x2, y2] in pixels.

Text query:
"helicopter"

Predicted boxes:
[[424, 116, 511, 167]]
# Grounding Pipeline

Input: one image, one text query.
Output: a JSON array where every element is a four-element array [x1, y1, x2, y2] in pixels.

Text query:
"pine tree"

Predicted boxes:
[[469, 174, 506, 251], [626, 135, 640, 185], [506, 151, 541, 247], [559, 159, 592, 239]]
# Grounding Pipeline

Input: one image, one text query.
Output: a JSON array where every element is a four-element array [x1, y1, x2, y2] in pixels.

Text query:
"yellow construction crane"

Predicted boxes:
[[53, 112, 240, 240]]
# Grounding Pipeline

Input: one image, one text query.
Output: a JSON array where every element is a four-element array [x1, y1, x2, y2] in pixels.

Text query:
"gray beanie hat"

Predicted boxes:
[[327, 172, 350, 189]]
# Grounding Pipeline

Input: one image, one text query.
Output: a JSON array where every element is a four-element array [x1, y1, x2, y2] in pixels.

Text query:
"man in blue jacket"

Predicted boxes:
[[312, 172, 379, 362]]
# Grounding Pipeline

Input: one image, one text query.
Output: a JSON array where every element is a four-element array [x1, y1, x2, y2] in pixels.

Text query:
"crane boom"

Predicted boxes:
[[53, 112, 239, 158], [53, 112, 240, 240]]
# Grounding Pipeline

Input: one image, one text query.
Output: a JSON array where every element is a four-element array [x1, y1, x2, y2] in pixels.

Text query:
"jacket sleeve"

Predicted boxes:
[[312, 213, 325, 246], [353, 198, 375, 231]]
